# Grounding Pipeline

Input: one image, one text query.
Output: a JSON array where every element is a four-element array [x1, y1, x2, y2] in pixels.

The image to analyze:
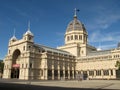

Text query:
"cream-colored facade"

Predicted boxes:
[[3, 28, 76, 80], [3, 12, 120, 80]]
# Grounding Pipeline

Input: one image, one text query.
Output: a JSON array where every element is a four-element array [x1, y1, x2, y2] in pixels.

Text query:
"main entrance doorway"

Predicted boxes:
[[11, 67, 19, 78], [11, 49, 21, 79]]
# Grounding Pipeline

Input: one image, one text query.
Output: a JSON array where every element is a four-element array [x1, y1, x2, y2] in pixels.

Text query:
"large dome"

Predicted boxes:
[[66, 16, 86, 32]]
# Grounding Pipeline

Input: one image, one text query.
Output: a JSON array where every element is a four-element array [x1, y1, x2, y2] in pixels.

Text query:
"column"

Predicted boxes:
[[101, 69, 104, 79], [87, 70, 89, 80], [75, 70, 78, 80], [41, 53, 48, 80], [52, 65, 54, 80], [68, 68, 70, 79], [63, 65, 65, 80], [58, 65, 60, 80], [58, 69, 60, 80], [113, 69, 116, 79], [109, 69, 111, 79], [8, 69, 11, 79], [94, 70, 96, 78], [44, 68, 48, 80]]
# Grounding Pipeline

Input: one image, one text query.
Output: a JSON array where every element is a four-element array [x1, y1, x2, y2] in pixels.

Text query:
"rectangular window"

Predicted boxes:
[[103, 70, 109, 76], [96, 70, 101, 76], [79, 35, 82, 40], [22, 64, 24, 68], [30, 63, 32, 68], [89, 71, 94, 76], [41, 70, 43, 76], [83, 71, 87, 74], [26, 64, 28, 68]]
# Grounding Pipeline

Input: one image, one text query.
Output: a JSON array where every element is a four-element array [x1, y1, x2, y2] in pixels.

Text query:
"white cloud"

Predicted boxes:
[[96, 14, 120, 29], [87, 14, 120, 30], [86, 5, 120, 31], [88, 31, 120, 50], [86, 5, 120, 50], [100, 44, 117, 50], [89, 31, 120, 43]]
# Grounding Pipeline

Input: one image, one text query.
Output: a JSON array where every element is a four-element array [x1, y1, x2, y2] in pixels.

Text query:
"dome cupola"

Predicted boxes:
[[65, 8, 88, 45], [66, 9, 86, 32]]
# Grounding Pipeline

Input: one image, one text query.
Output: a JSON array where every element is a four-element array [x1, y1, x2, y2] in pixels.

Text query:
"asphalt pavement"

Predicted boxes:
[[0, 79, 119, 90]]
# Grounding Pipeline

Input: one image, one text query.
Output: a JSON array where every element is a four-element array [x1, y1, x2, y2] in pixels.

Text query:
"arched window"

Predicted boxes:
[[29, 36, 31, 40], [67, 36, 70, 41], [23, 46, 25, 51], [9, 50, 11, 54], [81, 51, 84, 54], [71, 35, 73, 40], [22, 64, 24, 68], [12, 49, 21, 64], [84, 35, 86, 41], [75, 35, 78, 40], [79, 35, 82, 40]]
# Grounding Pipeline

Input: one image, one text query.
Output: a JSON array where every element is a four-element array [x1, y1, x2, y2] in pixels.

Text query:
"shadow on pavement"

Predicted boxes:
[[0, 82, 116, 90]]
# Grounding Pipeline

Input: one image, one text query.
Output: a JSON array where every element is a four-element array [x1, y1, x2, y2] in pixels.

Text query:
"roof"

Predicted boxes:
[[87, 49, 111, 56], [66, 16, 86, 32], [10, 35, 17, 41], [34, 44, 73, 55], [24, 29, 34, 36]]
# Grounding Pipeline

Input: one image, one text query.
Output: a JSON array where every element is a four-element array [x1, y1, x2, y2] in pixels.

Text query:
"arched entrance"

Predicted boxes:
[[11, 49, 21, 79]]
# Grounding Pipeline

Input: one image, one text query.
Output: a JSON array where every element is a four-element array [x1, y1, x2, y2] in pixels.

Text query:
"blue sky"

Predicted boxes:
[[0, 0, 120, 59]]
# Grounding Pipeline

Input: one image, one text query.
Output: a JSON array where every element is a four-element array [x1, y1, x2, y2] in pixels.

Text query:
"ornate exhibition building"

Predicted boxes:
[[3, 11, 120, 80]]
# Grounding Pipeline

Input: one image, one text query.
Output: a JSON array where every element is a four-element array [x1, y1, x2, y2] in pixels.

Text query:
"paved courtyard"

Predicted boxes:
[[0, 79, 120, 90]]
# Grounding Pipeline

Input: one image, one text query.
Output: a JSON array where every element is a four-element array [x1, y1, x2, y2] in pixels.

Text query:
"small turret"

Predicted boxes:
[[23, 21, 34, 42], [10, 36, 17, 42], [9, 28, 18, 43]]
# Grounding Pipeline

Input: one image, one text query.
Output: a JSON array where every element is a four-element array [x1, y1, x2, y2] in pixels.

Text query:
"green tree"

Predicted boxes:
[[0, 60, 4, 73], [115, 61, 120, 70]]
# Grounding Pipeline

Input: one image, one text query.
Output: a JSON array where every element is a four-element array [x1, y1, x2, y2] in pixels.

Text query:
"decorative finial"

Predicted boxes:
[[13, 28, 16, 37], [74, 8, 79, 17], [24, 21, 33, 36], [10, 28, 17, 41], [74, 8, 77, 17], [28, 20, 30, 31]]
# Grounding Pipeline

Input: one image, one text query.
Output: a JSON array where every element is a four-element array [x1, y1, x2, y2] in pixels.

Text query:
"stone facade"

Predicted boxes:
[[3, 28, 76, 80], [3, 12, 120, 80]]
